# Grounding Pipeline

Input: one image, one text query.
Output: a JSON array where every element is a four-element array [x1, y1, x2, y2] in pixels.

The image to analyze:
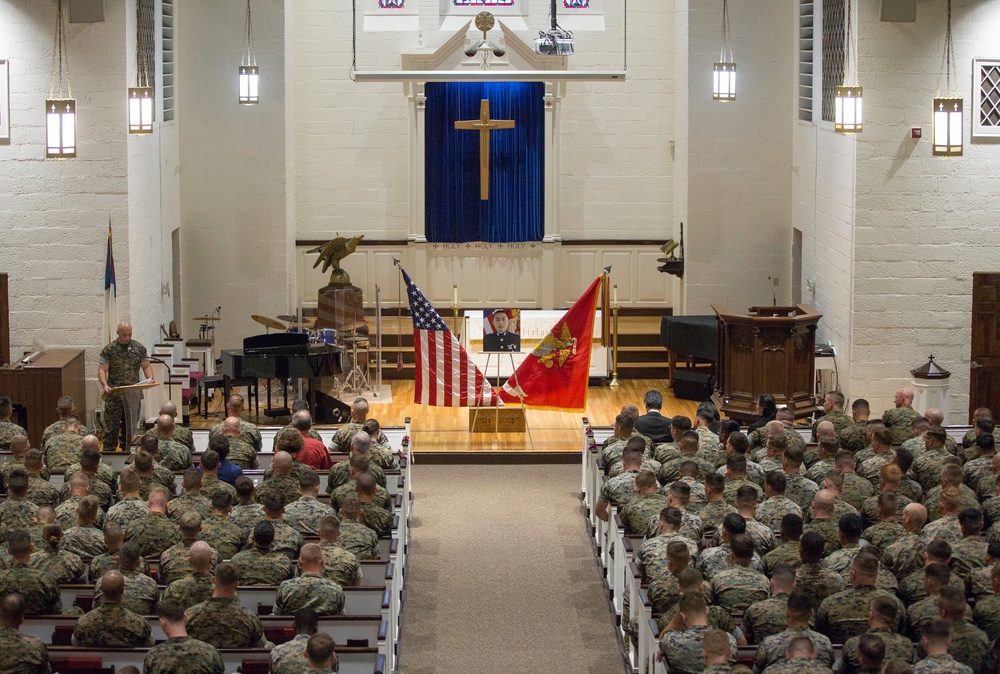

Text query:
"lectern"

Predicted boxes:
[[711, 305, 822, 422]]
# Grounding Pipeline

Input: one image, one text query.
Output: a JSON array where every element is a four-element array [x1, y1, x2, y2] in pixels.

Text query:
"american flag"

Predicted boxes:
[[401, 267, 499, 407]]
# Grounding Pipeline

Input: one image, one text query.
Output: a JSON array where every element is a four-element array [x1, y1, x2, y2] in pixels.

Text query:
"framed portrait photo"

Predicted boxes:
[[482, 308, 521, 353], [0, 59, 9, 142]]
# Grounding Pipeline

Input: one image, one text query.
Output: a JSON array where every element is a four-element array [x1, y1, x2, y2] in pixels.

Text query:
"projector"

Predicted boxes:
[[534, 28, 574, 56]]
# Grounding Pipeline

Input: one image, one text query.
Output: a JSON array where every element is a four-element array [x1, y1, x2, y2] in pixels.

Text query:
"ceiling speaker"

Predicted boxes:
[[880, 0, 916, 22], [69, 0, 105, 23]]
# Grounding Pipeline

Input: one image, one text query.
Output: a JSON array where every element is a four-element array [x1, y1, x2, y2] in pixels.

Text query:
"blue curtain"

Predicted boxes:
[[425, 82, 544, 243]]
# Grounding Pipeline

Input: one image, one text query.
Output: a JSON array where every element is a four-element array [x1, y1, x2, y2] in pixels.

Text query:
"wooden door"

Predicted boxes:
[[970, 273, 1000, 420]]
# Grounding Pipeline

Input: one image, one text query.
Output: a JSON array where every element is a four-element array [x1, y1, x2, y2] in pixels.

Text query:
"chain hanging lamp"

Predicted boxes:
[[713, 0, 736, 102], [239, 0, 259, 104], [46, 0, 76, 158], [932, 0, 962, 156], [128, 0, 154, 134], [834, 0, 862, 133]]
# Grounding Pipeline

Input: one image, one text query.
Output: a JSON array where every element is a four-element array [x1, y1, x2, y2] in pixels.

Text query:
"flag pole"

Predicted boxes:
[[608, 267, 620, 388]]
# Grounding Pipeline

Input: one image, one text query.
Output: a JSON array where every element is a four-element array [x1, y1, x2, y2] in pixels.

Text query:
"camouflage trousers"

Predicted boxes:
[[102, 392, 140, 452]]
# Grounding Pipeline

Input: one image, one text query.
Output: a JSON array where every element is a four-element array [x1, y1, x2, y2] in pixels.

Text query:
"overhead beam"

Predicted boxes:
[[352, 70, 626, 83]]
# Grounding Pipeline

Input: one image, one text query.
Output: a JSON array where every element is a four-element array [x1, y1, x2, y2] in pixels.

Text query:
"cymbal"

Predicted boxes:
[[277, 315, 317, 327], [340, 336, 370, 344], [193, 315, 220, 322], [338, 320, 367, 332], [252, 315, 286, 330]]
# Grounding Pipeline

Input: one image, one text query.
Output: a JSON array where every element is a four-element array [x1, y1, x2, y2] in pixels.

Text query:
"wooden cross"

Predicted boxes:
[[454, 99, 515, 201]]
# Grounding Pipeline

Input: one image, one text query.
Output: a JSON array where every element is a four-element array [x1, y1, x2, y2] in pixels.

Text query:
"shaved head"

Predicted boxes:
[[190, 541, 214, 572]]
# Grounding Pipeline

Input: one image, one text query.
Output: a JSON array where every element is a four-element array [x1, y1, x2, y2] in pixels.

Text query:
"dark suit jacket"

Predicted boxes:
[[635, 411, 672, 444]]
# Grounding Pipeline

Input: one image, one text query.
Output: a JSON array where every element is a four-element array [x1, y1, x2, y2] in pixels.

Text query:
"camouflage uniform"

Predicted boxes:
[[753, 627, 834, 672], [167, 492, 212, 521], [597, 469, 640, 508], [741, 592, 789, 644], [723, 478, 764, 506], [359, 501, 393, 537], [659, 624, 737, 674], [675, 477, 708, 508], [55, 495, 105, 532], [815, 586, 906, 643], [696, 545, 765, 580], [637, 534, 698, 583], [60, 526, 107, 558], [914, 622, 990, 674], [783, 473, 820, 512], [711, 518, 776, 554], [26, 476, 60, 509], [326, 460, 386, 493], [911, 448, 951, 493], [1, 459, 50, 486], [862, 520, 907, 551], [57, 474, 113, 510], [254, 476, 302, 508], [99, 338, 149, 452], [224, 438, 258, 470], [839, 422, 869, 455], [806, 457, 837, 485], [185, 597, 267, 648], [698, 501, 736, 538], [973, 593, 1000, 642], [0, 420, 27, 451], [795, 563, 846, 610], [907, 594, 974, 640], [368, 443, 398, 471], [333, 480, 394, 513], [319, 542, 362, 586], [963, 427, 1000, 449], [715, 460, 766, 487], [0, 564, 60, 614], [897, 567, 964, 605], [951, 535, 989, 577], [64, 462, 116, 488], [42, 418, 91, 449], [883, 533, 928, 579], [912, 654, 973, 674], [30, 547, 85, 584], [329, 421, 366, 453], [283, 496, 336, 535], [161, 572, 215, 610], [814, 409, 855, 438], [143, 635, 225, 674], [650, 441, 680, 465], [803, 518, 842, 555], [861, 493, 911, 528], [759, 656, 834, 674], [72, 603, 151, 646], [0, 497, 38, 534], [125, 511, 181, 558], [200, 475, 237, 502], [143, 424, 195, 453], [268, 520, 305, 560], [159, 541, 221, 586], [154, 438, 191, 471], [710, 565, 770, 611], [270, 633, 314, 674], [228, 503, 266, 537], [898, 476, 925, 504], [231, 546, 295, 585], [608, 456, 661, 478], [201, 514, 245, 559], [763, 541, 801, 575], [967, 566, 994, 603], [43, 432, 83, 472], [600, 437, 629, 469], [89, 553, 152, 583], [262, 459, 313, 484], [621, 493, 669, 535], [921, 514, 962, 543], [106, 497, 149, 530], [274, 572, 345, 615], [840, 627, 915, 674], [882, 405, 920, 446], [338, 520, 380, 560], [838, 474, 874, 511], [0, 625, 49, 674], [756, 496, 803, 534], [94, 568, 159, 615], [858, 453, 893, 485], [923, 485, 980, 522], [210, 420, 263, 453]]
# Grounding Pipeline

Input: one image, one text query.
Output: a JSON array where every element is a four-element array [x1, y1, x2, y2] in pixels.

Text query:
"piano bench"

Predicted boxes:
[[198, 376, 259, 418]]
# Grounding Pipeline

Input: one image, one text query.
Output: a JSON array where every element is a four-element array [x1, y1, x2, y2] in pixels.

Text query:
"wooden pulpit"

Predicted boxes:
[[711, 305, 822, 422], [0, 349, 86, 445]]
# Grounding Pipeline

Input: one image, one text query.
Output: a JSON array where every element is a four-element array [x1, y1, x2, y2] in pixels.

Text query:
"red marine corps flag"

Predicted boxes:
[[499, 273, 605, 411]]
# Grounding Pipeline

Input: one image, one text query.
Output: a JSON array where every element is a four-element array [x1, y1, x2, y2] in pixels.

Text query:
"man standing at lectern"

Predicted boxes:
[[98, 322, 153, 452]]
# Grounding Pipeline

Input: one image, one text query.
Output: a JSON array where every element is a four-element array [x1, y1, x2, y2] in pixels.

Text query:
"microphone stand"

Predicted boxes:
[[147, 357, 174, 402]]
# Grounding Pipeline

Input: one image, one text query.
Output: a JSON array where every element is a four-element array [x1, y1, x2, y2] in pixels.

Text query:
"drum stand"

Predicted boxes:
[[341, 337, 373, 394]]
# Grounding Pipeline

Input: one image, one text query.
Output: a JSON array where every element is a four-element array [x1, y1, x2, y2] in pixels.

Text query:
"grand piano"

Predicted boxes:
[[219, 333, 341, 414]]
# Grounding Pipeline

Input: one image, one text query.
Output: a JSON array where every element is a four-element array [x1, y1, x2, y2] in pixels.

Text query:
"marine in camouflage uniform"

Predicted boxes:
[[318, 542, 362, 586], [94, 568, 159, 615], [840, 628, 915, 674], [185, 597, 266, 648], [803, 518, 842, 554], [58, 476, 113, 511], [710, 565, 770, 611], [753, 627, 834, 672], [795, 562, 845, 610], [659, 624, 737, 674], [911, 447, 951, 493], [883, 533, 928, 579], [255, 476, 302, 508], [0, 624, 49, 674], [330, 421, 391, 454], [763, 541, 801, 575], [200, 476, 237, 502], [862, 519, 907, 552], [882, 404, 920, 445], [359, 501, 393, 537], [262, 458, 313, 484], [143, 635, 225, 674], [125, 511, 181, 558], [861, 493, 911, 527], [806, 456, 837, 485], [156, 438, 192, 471], [161, 572, 215, 610], [0, 497, 38, 534], [265, 520, 305, 560], [274, 573, 345, 615], [967, 566, 993, 602], [972, 592, 1000, 642], [608, 456, 661, 478], [699, 501, 736, 538], [661, 454, 714, 483], [913, 653, 973, 674], [783, 473, 820, 511], [921, 514, 962, 543], [722, 478, 763, 506], [201, 514, 245, 559], [227, 503, 265, 537], [741, 592, 789, 644], [224, 437, 258, 470], [327, 460, 387, 493], [283, 496, 336, 535], [54, 496, 103, 531], [43, 433, 83, 472], [816, 409, 855, 436], [0, 563, 60, 614], [230, 545, 295, 585], [30, 547, 85, 584], [143, 424, 196, 453], [0, 459, 50, 487], [675, 476, 708, 509], [897, 567, 964, 605], [907, 594, 974, 640], [914, 622, 990, 674], [167, 492, 212, 522], [715, 460, 767, 487], [621, 493, 669, 535], [106, 497, 149, 530], [89, 553, 151, 582], [72, 603, 151, 646], [26, 476, 60, 509], [637, 534, 696, 584], [270, 633, 328, 674], [0, 420, 27, 451], [61, 526, 107, 558], [760, 656, 834, 674], [597, 469, 640, 509], [42, 417, 91, 448], [64, 461, 116, 488], [650, 440, 680, 465], [696, 545, 765, 580], [99, 334, 150, 453], [756, 496, 802, 534], [815, 586, 906, 644], [838, 474, 874, 511], [210, 419, 263, 453], [923, 485, 980, 521], [951, 535, 989, 577], [711, 518, 776, 555], [339, 519, 380, 560], [159, 542, 222, 586]]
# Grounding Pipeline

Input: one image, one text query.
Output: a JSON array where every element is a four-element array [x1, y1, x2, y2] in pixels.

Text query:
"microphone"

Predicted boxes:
[[767, 277, 777, 307]]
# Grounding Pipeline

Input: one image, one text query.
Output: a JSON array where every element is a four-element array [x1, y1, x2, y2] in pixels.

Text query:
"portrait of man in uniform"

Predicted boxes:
[[482, 309, 521, 353]]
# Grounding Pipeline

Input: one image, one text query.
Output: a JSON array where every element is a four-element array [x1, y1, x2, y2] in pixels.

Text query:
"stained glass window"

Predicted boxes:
[[453, 0, 515, 6], [379, 0, 405, 6], [564, 0, 590, 6]]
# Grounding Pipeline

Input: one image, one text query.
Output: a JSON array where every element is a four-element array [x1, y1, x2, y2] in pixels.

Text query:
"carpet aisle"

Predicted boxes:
[[398, 464, 625, 673]]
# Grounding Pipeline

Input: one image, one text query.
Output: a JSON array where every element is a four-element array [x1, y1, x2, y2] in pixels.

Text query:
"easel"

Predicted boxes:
[[469, 351, 534, 450], [102, 381, 159, 450]]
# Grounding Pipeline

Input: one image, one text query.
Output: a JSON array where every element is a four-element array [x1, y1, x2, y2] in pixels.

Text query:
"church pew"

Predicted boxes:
[[45, 646, 385, 674]]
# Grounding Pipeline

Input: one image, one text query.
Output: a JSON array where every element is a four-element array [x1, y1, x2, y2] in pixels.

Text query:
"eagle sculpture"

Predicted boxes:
[[308, 234, 365, 286]]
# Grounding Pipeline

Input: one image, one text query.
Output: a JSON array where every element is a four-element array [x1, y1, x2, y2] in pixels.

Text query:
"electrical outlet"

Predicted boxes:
[[771, 277, 780, 287]]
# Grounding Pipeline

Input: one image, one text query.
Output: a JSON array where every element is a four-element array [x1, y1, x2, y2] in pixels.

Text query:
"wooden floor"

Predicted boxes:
[[193, 378, 697, 454]]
